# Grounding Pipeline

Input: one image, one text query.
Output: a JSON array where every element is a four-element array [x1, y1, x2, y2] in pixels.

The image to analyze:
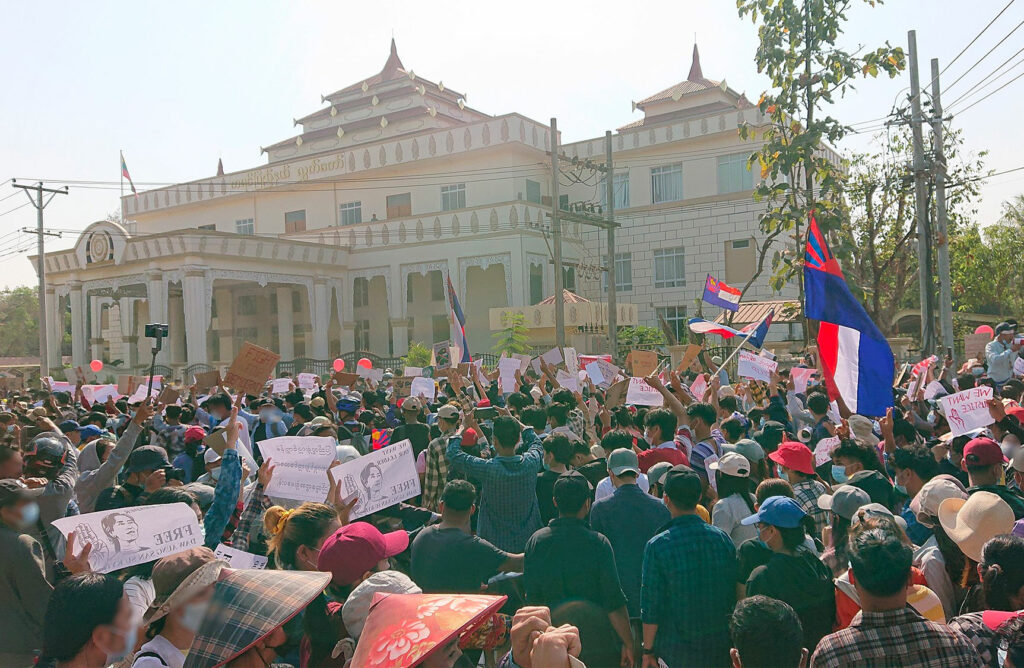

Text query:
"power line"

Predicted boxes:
[[0, 201, 32, 218], [944, 15, 1024, 93], [942, 0, 1017, 76], [952, 68, 1024, 114], [946, 48, 1024, 109]]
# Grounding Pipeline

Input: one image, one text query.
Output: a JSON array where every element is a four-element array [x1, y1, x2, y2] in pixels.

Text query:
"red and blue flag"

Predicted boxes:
[[702, 274, 741, 312], [688, 309, 773, 349], [446, 275, 472, 363]]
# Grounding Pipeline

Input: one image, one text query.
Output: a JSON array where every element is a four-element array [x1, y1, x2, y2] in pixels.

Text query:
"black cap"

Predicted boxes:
[[662, 465, 701, 505], [0, 479, 43, 507], [126, 445, 170, 473], [995, 322, 1016, 336], [553, 470, 592, 508]]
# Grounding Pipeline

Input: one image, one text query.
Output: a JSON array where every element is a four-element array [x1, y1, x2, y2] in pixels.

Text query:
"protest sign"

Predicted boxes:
[[555, 369, 579, 393], [530, 357, 542, 376], [737, 350, 777, 383], [512, 353, 532, 372], [89, 384, 121, 404], [297, 373, 318, 390], [605, 379, 630, 407], [923, 381, 947, 401], [213, 543, 268, 570], [224, 343, 280, 396], [625, 377, 664, 407], [404, 366, 423, 377], [193, 370, 222, 391], [827, 400, 842, 425], [1014, 356, 1024, 377], [433, 341, 452, 369], [357, 365, 384, 383], [117, 375, 137, 395], [563, 347, 579, 372], [392, 376, 414, 398], [257, 436, 338, 502], [893, 363, 910, 389], [157, 386, 181, 405], [541, 347, 564, 366], [690, 373, 709, 401], [202, 429, 229, 456], [676, 344, 703, 374], [333, 372, 359, 387], [52, 503, 202, 574], [498, 358, 520, 393], [814, 436, 842, 467], [584, 361, 614, 388], [127, 384, 159, 404], [628, 350, 658, 377], [410, 376, 436, 402], [759, 349, 777, 361], [939, 386, 995, 437], [791, 367, 815, 395], [270, 378, 292, 394], [964, 333, 991, 361], [333, 440, 420, 520]]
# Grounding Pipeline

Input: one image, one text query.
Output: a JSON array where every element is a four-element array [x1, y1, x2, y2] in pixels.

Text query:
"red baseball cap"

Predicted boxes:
[[462, 427, 479, 447], [184, 426, 206, 444], [317, 522, 409, 586], [768, 441, 815, 476], [963, 437, 1006, 469], [1006, 405, 1024, 422]]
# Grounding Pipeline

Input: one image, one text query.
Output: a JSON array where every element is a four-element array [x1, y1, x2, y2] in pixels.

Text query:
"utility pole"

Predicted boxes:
[[930, 58, 955, 357], [604, 131, 618, 360], [800, 0, 814, 347], [907, 31, 935, 354], [12, 180, 68, 380], [550, 118, 566, 348]]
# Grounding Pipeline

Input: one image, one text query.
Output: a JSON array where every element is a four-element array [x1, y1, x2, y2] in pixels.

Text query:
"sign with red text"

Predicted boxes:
[[625, 377, 664, 407], [939, 386, 995, 437], [737, 350, 777, 383], [224, 342, 280, 396]]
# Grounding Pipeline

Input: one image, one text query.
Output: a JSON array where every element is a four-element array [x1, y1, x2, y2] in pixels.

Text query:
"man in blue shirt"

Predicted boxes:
[[641, 465, 737, 668]]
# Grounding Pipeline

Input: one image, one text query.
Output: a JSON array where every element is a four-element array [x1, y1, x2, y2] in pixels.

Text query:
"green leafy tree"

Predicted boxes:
[[402, 341, 433, 368], [736, 0, 905, 310], [617, 325, 665, 360], [492, 311, 531, 356], [950, 194, 1024, 317], [0, 286, 40, 357]]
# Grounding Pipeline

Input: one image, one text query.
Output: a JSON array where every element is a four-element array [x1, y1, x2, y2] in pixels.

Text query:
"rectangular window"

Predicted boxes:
[[235, 218, 255, 235], [525, 179, 542, 204], [432, 315, 449, 343], [238, 296, 258, 316], [406, 274, 415, 303], [353, 278, 369, 309], [386, 193, 411, 218], [651, 163, 683, 203], [197, 223, 216, 231], [340, 201, 362, 226], [269, 294, 278, 314], [529, 264, 544, 305], [559, 194, 569, 211], [653, 247, 686, 288], [717, 153, 754, 194], [430, 272, 444, 302], [600, 172, 630, 210], [657, 306, 688, 343], [355, 320, 371, 351], [441, 183, 466, 211], [602, 252, 633, 292], [292, 290, 302, 313], [284, 210, 306, 233], [563, 267, 576, 292]]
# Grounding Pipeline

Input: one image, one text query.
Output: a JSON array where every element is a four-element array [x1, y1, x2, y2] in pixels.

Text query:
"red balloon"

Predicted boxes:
[[332, 358, 345, 372], [974, 325, 994, 337], [89, 359, 103, 373], [357, 357, 372, 369]]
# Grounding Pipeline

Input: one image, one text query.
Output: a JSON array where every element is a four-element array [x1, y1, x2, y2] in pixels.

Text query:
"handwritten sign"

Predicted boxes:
[[676, 344, 703, 374], [563, 347, 579, 372], [52, 503, 202, 574], [690, 373, 709, 401], [403, 367, 423, 378], [193, 370, 222, 391], [127, 384, 160, 404], [512, 353, 532, 372], [297, 373, 318, 390], [814, 436, 842, 467], [585, 359, 620, 389], [964, 333, 991, 361], [939, 386, 995, 437], [923, 381, 947, 401], [498, 358, 520, 394], [334, 440, 420, 520], [556, 369, 579, 393], [257, 436, 338, 502], [625, 377, 664, 407], [737, 350, 777, 383], [270, 378, 292, 394], [605, 379, 630, 408], [213, 543, 268, 570], [357, 365, 384, 383], [433, 341, 452, 369], [791, 367, 815, 394], [224, 343, 280, 396], [628, 350, 659, 377], [392, 377, 414, 398], [410, 377, 436, 402]]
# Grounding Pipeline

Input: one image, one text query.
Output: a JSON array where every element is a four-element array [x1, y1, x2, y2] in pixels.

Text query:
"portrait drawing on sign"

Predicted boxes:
[[361, 463, 384, 504], [101, 512, 150, 554]]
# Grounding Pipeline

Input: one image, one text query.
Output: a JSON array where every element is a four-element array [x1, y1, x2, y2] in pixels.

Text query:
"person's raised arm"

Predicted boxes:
[[645, 372, 687, 423], [204, 394, 244, 548], [878, 407, 897, 455]]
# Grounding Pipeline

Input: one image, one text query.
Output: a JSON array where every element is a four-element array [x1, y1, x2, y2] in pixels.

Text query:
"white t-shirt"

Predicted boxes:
[[132, 635, 186, 668], [710, 493, 759, 546], [594, 474, 650, 502], [123, 576, 155, 628]]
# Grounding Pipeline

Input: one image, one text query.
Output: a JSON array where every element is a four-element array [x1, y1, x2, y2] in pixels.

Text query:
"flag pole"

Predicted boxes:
[[714, 312, 769, 376], [119, 150, 125, 223]]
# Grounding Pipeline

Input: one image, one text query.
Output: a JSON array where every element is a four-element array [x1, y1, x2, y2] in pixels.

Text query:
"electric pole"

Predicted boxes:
[[604, 130, 618, 360], [930, 58, 955, 357], [907, 31, 935, 354], [12, 180, 68, 379], [550, 117, 566, 348]]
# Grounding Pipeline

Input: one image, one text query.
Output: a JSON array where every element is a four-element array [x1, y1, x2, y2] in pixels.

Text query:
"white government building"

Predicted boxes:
[[38, 41, 809, 378]]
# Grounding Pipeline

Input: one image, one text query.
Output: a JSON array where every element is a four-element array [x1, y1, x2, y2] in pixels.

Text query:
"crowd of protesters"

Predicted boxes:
[[1, 321, 1024, 667]]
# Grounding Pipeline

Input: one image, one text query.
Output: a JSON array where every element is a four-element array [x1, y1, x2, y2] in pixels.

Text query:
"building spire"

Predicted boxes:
[[381, 38, 404, 80], [687, 43, 703, 82]]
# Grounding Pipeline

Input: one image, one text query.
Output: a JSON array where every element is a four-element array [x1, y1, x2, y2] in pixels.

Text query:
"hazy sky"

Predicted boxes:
[[1, 0, 1022, 289]]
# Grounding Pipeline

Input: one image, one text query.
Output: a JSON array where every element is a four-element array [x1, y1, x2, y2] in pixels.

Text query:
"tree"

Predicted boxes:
[[617, 325, 665, 360], [492, 311, 531, 356], [402, 341, 433, 368], [736, 0, 905, 314], [950, 194, 1024, 317], [0, 286, 40, 357]]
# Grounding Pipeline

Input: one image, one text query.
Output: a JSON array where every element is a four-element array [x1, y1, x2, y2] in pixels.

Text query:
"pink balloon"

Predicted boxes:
[[357, 357, 372, 369], [332, 358, 345, 372], [89, 359, 103, 372], [975, 325, 994, 337]]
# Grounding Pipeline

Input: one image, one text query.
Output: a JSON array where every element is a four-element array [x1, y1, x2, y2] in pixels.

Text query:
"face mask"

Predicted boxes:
[[759, 418, 766, 429], [895, 483, 908, 496], [5, 424, 14, 434], [831, 464, 848, 484], [18, 502, 40, 529], [180, 601, 209, 632], [103, 625, 137, 664], [927, 411, 938, 426], [778, 469, 789, 483]]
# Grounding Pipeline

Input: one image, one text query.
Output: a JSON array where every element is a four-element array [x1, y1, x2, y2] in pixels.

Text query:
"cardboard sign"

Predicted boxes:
[[676, 344, 703, 374], [332, 439, 420, 520], [297, 373, 318, 390], [270, 378, 292, 394], [392, 376, 415, 398], [403, 367, 423, 378], [52, 503, 202, 574], [333, 372, 359, 387], [814, 436, 842, 467], [410, 376, 436, 402], [258, 436, 338, 502], [555, 369, 579, 393], [939, 386, 995, 437], [964, 333, 991, 361], [213, 543, 268, 570], [157, 386, 181, 406], [737, 350, 777, 383], [690, 373, 709, 401], [791, 367, 815, 395], [563, 347, 579, 372], [625, 377, 664, 407], [433, 341, 452, 369], [605, 379, 630, 407], [628, 350, 659, 377], [224, 342, 281, 396], [541, 347, 564, 366], [117, 375, 137, 395], [193, 370, 222, 391]]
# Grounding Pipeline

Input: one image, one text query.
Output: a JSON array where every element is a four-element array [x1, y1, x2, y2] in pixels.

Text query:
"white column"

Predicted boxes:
[[510, 246, 527, 307], [214, 287, 235, 363], [390, 319, 410, 356], [118, 298, 139, 369], [182, 266, 209, 365], [311, 279, 330, 359], [276, 286, 295, 360], [45, 287, 61, 373], [69, 281, 87, 367], [89, 296, 104, 362], [146, 270, 169, 365], [167, 293, 186, 365]]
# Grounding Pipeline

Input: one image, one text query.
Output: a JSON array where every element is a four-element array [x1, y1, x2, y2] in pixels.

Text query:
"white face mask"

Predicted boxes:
[[180, 601, 209, 632]]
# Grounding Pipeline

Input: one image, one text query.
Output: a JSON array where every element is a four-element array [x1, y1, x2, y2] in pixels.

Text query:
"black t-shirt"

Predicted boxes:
[[575, 458, 608, 492], [746, 547, 836, 650], [536, 469, 561, 525], [410, 526, 509, 593], [392, 422, 432, 458], [285, 422, 304, 436]]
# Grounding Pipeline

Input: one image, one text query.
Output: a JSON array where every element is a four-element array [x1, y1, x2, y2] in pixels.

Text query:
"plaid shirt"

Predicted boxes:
[[446, 427, 544, 553], [230, 481, 265, 552], [810, 607, 983, 668], [792, 479, 829, 540], [641, 514, 737, 667], [948, 612, 1000, 668], [422, 432, 453, 512]]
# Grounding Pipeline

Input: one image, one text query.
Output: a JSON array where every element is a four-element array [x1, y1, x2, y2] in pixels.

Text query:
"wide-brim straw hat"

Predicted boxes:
[[142, 556, 228, 626], [938, 491, 1015, 562]]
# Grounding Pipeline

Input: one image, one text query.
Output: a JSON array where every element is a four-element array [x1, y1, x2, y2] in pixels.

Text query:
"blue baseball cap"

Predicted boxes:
[[740, 496, 807, 529], [78, 425, 103, 440]]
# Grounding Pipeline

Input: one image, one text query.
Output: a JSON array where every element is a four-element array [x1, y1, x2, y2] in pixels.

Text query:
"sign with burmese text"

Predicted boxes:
[[258, 436, 338, 502], [332, 439, 419, 521], [224, 342, 281, 396], [52, 503, 201, 574]]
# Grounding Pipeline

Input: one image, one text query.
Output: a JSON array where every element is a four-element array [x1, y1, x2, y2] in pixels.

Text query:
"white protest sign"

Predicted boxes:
[[939, 386, 995, 437], [585, 360, 620, 389], [625, 377, 664, 407], [555, 369, 579, 393], [127, 384, 160, 404], [403, 366, 423, 378], [410, 376, 436, 402], [924, 381, 947, 401], [334, 440, 420, 520], [737, 350, 777, 383], [541, 347, 564, 366], [357, 365, 385, 383], [498, 358, 520, 394], [1015, 357, 1024, 377], [814, 436, 841, 467], [563, 347, 579, 372], [271, 378, 292, 394], [52, 503, 202, 574], [690, 373, 709, 401], [827, 400, 842, 425], [257, 436, 338, 502], [213, 543, 268, 570], [84, 384, 121, 404], [791, 367, 815, 395], [297, 373, 318, 390], [584, 362, 605, 387], [512, 353, 532, 372], [530, 357, 542, 376]]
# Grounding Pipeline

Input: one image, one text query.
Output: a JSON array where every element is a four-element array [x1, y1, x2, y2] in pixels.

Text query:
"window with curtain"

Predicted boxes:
[[650, 163, 683, 203], [717, 153, 754, 194], [600, 172, 630, 209], [654, 247, 686, 288], [602, 252, 633, 292], [340, 201, 362, 226]]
